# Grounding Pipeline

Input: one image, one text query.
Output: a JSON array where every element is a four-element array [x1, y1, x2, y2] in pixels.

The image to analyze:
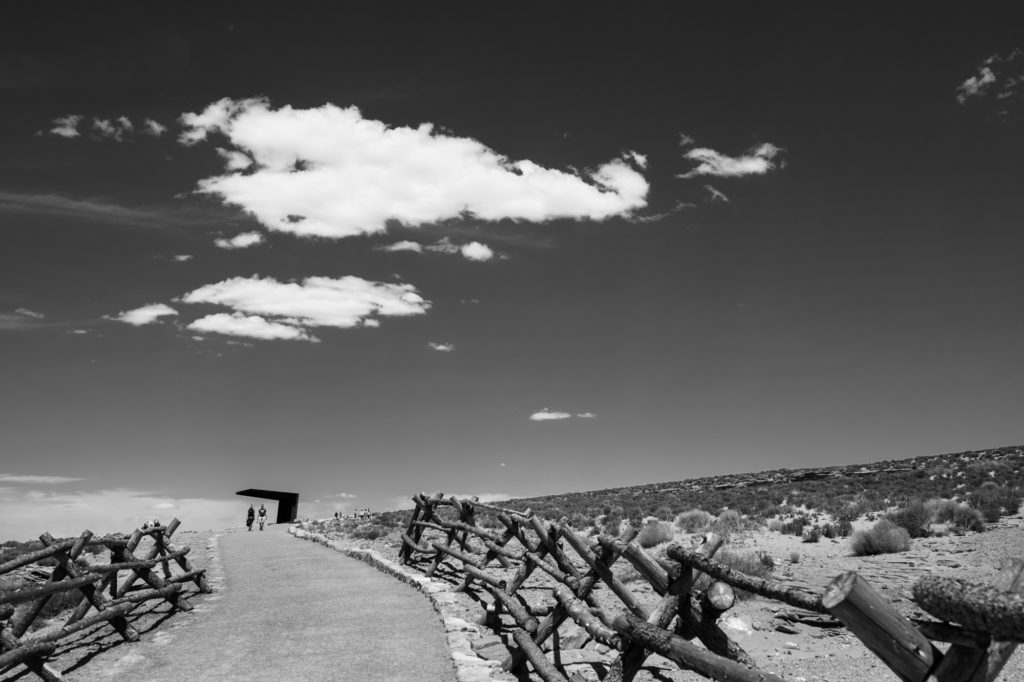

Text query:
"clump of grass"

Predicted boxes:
[[712, 509, 743, 540], [924, 497, 958, 524], [637, 519, 674, 548], [351, 524, 390, 540], [802, 526, 820, 543], [972, 482, 1022, 523], [601, 514, 622, 537], [675, 509, 713, 533], [697, 548, 775, 599], [766, 518, 785, 533], [850, 519, 911, 556], [789, 551, 800, 564]]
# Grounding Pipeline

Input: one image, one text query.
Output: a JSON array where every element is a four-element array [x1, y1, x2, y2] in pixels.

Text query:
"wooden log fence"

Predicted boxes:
[[0, 518, 211, 681], [397, 492, 1024, 681]]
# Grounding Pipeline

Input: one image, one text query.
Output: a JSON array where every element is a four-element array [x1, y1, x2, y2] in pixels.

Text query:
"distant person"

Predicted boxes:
[[246, 505, 255, 531], [258, 504, 267, 530]]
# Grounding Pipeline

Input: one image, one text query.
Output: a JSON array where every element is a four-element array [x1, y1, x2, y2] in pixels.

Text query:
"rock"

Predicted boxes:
[[775, 624, 799, 635], [783, 641, 800, 650]]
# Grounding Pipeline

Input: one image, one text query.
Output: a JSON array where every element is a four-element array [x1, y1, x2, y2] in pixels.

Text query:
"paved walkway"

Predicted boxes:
[[98, 525, 455, 681]]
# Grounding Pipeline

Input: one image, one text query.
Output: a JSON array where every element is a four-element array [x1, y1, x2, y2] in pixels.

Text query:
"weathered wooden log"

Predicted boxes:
[[704, 581, 735, 615], [0, 628, 63, 681], [533, 518, 582, 580], [521, 550, 580, 592], [155, 520, 209, 593], [460, 563, 506, 591], [668, 544, 826, 613], [79, 547, 190, 575], [164, 569, 207, 587], [612, 613, 786, 682], [399, 497, 423, 563], [912, 573, 1024, 643], [502, 526, 638, 673], [20, 601, 137, 646], [479, 536, 527, 562], [400, 532, 434, 554], [465, 500, 532, 518], [0, 573, 102, 605], [430, 541, 486, 570], [925, 558, 1024, 682], [911, 619, 990, 648], [0, 603, 13, 620], [552, 583, 625, 650], [822, 571, 937, 681], [8, 531, 93, 638], [411, 520, 449, 533], [106, 583, 182, 608], [115, 545, 192, 612], [0, 540, 76, 576], [512, 628, 569, 682], [489, 587, 539, 633], [596, 535, 671, 595], [560, 526, 648, 619], [0, 640, 59, 672]]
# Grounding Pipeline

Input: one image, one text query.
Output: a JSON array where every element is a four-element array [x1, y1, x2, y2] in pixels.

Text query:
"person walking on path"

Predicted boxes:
[[246, 505, 255, 531], [257, 504, 267, 530]]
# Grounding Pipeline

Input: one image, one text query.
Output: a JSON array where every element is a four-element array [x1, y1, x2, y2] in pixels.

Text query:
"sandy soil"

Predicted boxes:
[[313, 513, 1024, 682]]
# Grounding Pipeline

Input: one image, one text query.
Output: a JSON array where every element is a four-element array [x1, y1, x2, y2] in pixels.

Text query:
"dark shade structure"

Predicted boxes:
[[236, 489, 300, 524]]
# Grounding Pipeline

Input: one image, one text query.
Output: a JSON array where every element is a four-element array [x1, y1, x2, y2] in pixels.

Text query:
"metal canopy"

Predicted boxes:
[[236, 488, 300, 524]]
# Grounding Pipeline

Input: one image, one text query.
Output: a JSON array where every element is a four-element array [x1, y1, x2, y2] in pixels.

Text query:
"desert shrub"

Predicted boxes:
[[637, 519, 674, 548], [698, 548, 775, 599], [850, 519, 911, 556], [971, 482, 1022, 522], [802, 526, 821, 543], [567, 512, 593, 529], [766, 518, 785, 533], [676, 509, 713, 533], [653, 505, 675, 521], [789, 551, 800, 563], [780, 515, 810, 536], [712, 509, 743, 539], [952, 503, 986, 532], [820, 523, 837, 539], [925, 497, 958, 524], [351, 524, 389, 540], [835, 516, 853, 537], [602, 514, 622, 537], [885, 498, 930, 538]]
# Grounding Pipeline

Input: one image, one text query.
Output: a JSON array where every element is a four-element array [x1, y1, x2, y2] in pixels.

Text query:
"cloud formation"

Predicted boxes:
[[178, 275, 430, 340], [50, 114, 83, 138], [0, 473, 84, 484], [379, 238, 495, 261], [214, 231, 264, 249], [428, 342, 455, 352], [15, 307, 45, 319], [178, 98, 649, 239], [957, 49, 1023, 108], [143, 118, 167, 136], [529, 409, 572, 421], [187, 313, 315, 342], [107, 303, 179, 326], [678, 143, 783, 178], [704, 185, 730, 203]]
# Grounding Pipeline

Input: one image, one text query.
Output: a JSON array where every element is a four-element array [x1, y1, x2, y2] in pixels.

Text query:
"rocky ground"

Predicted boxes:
[[304, 511, 1024, 682]]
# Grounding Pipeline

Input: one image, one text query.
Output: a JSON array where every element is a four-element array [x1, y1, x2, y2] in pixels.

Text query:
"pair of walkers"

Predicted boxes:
[[246, 504, 268, 531]]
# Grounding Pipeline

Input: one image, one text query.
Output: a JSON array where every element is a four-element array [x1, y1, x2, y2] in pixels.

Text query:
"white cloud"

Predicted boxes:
[[328, 492, 358, 499], [178, 275, 430, 337], [178, 98, 649, 239], [428, 342, 455, 352], [957, 66, 998, 104], [50, 114, 83, 138], [460, 241, 494, 262], [576, 412, 597, 419], [624, 150, 648, 169], [93, 118, 127, 141], [107, 303, 179, 326], [15, 307, 45, 319], [957, 49, 1024, 106], [379, 240, 424, 253], [143, 118, 168, 136], [173, 254, 193, 262], [704, 185, 730, 203], [529, 408, 573, 421], [0, 474, 84, 484], [214, 231, 264, 249], [116, 116, 134, 132], [679, 142, 783, 178], [216, 147, 254, 171], [187, 313, 316, 342], [679, 133, 696, 147]]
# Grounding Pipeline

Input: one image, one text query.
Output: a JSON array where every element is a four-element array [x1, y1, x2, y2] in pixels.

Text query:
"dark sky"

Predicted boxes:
[[2, 3, 1023, 537]]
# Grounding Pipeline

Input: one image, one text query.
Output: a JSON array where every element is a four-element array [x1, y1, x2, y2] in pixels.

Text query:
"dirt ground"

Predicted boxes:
[[313, 512, 1024, 682]]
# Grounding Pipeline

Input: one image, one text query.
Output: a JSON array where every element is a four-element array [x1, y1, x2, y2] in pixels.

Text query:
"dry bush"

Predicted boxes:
[[952, 503, 986, 532], [675, 509, 713, 533], [885, 498, 930, 538], [925, 497, 958, 524], [696, 549, 775, 599], [766, 518, 785, 533], [637, 519, 674, 548], [712, 509, 743, 539], [850, 519, 911, 556]]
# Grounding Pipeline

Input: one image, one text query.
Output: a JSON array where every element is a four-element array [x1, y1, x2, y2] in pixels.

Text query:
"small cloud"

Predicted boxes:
[[172, 254, 193, 262], [153, 502, 176, 510], [500, 462, 507, 467], [15, 307, 45, 319], [0, 474, 85, 485], [143, 118, 167, 136], [106, 303, 179, 326], [576, 412, 597, 419], [679, 133, 696, 147], [380, 240, 424, 253], [703, 185, 730, 203], [70, 329, 89, 335], [116, 116, 134, 132], [215, 147, 253, 171], [187, 313, 317, 342], [428, 342, 455, 352], [957, 48, 1024, 109], [679, 143, 783, 179], [624, 150, 648, 169], [460, 241, 494, 262], [50, 114, 83, 138], [529, 408, 572, 421], [328, 492, 358, 499], [214, 231, 264, 249]]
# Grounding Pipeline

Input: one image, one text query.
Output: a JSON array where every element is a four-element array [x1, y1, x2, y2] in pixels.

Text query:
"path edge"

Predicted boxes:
[[289, 526, 502, 682]]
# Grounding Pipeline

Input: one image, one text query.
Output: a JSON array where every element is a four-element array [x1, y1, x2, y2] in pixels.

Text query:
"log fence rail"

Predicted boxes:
[[0, 518, 211, 681], [398, 493, 1024, 682]]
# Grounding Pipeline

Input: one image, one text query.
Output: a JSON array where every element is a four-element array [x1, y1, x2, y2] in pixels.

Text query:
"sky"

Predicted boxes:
[[2, 4, 1023, 540]]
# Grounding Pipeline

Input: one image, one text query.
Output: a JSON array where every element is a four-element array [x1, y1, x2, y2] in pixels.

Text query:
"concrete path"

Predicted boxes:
[[105, 525, 455, 681]]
